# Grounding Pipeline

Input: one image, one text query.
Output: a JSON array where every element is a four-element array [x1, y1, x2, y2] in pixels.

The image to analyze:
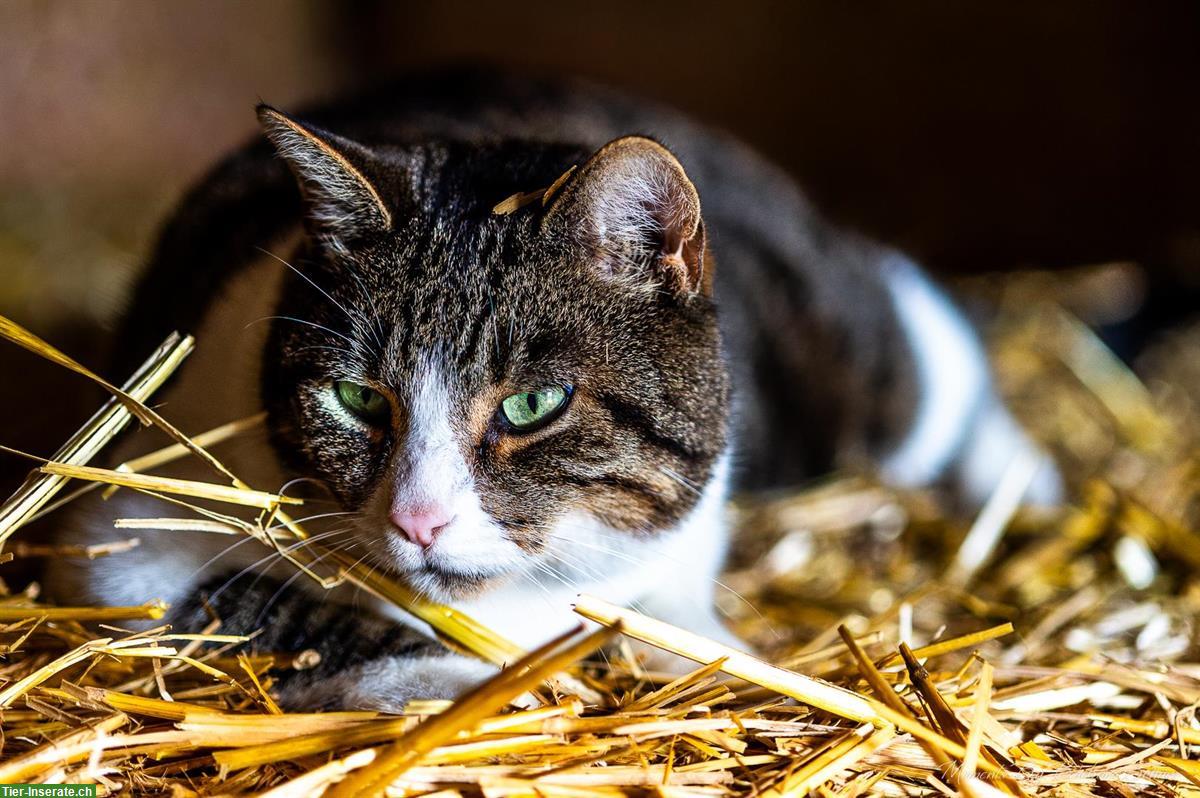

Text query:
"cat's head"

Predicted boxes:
[[257, 106, 729, 600]]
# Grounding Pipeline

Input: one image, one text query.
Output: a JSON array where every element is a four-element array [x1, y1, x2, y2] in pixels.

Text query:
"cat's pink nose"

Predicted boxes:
[[390, 506, 454, 548]]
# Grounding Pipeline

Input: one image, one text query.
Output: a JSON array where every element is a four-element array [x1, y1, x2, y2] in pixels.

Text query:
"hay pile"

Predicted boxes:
[[3, 268, 1200, 796]]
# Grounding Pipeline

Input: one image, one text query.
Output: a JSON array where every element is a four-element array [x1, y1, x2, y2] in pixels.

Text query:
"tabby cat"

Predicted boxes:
[[51, 70, 1058, 710]]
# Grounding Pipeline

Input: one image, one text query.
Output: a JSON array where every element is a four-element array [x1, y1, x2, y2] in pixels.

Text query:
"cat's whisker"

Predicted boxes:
[[244, 524, 354, 593], [527, 562, 561, 593], [204, 527, 355, 602], [340, 260, 388, 350], [546, 547, 609, 584], [530, 559, 579, 593], [553, 530, 653, 569], [293, 344, 367, 361], [349, 548, 395, 612], [549, 549, 599, 578], [516, 566, 564, 610], [659, 466, 701, 495], [247, 315, 357, 347], [271, 474, 343, 505], [257, 247, 383, 349], [278, 474, 330, 490], [338, 545, 383, 609], [295, 496, 345, 506], [189, 514, 359, 584], [264, 509, 358, 533], [188, 534, 263, 583], [251, 540, 358, 627], [347, 546, 383, 614]]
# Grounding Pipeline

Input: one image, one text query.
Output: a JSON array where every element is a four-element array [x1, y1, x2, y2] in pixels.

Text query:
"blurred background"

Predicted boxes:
[[1, 0, 1198, 490]]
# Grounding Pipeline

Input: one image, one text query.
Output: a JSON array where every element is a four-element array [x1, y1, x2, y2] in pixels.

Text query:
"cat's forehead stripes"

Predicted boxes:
[[372, 220, 523, 389]]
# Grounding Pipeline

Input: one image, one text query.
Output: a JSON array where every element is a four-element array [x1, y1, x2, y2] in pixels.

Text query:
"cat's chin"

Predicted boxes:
[[398, 562, 510, 603]]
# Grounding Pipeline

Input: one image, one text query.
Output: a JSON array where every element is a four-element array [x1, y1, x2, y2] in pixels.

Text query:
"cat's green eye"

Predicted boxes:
[[499, 385, 572, 432], [335, 380, 390, 424]]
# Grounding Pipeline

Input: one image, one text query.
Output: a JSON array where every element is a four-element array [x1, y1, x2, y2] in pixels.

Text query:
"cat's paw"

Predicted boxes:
[[283, 654, 498, 713]]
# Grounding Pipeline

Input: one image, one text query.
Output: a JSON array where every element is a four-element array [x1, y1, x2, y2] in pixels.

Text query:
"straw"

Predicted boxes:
[[0, 268, 1198, 796], [0, 331, 193, 546], [573, 593, 878, 724]]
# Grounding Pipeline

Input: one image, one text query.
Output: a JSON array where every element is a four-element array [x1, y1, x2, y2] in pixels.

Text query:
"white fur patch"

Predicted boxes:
[[370, 359, 528, 594], [879, 256, 1062, 506], [880, 256, 989, 487], [394, 361, 466, 507]]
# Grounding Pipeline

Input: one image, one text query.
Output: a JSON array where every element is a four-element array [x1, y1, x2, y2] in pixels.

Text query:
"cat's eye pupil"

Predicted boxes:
[[526, 393, 539, 413]]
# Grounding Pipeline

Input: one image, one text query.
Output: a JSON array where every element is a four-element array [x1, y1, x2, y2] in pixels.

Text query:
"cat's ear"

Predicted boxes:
[[257, 104, 392, 244], [546, 136, 710, 296]]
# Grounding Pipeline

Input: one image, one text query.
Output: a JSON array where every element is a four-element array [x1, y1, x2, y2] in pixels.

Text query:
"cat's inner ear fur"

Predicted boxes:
[[548, 136, 710, 296], [257, 104, 392, 245]]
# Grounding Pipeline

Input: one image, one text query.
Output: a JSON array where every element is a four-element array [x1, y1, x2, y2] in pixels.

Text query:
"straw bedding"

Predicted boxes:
[[2, 267, 1200, 797]]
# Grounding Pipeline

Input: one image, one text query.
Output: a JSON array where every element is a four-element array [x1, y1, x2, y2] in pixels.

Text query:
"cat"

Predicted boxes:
[[49, 69, 1059, 711]]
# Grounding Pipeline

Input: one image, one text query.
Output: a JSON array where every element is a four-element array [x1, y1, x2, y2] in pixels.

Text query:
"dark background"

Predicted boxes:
[[1, 1, 1198, 508]]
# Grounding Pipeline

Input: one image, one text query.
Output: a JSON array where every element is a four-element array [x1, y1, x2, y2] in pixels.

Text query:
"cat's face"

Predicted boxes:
[[258, 108, 728, 600]]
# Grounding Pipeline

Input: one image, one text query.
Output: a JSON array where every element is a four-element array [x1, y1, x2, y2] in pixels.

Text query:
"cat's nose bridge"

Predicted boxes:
[[388, 360, 473, 511], [390, 410, 471, 509], [393, 435, 465, 496]]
